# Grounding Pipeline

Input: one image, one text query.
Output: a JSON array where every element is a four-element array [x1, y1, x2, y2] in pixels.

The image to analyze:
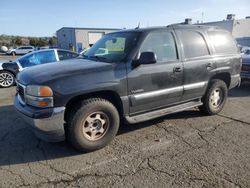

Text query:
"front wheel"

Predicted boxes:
[[67, 98, 120, 152], [199, 79, 228, 115], [0, 71, 15, 88]]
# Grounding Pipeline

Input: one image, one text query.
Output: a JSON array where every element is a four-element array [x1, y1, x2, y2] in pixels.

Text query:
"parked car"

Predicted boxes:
[[15, 25, 241, 152], [0, 49, 79, 88], [241, 54, 250, 82], [6, 46, 35, 55], [240, 46, 250, 55]]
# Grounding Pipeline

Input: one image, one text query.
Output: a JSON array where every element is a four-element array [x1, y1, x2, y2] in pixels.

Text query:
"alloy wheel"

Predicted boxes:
[[0, 72, 14, 87]]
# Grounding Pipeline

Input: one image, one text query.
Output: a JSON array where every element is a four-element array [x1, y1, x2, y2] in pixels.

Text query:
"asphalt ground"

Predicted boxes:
[[0, 54, 250, 187]]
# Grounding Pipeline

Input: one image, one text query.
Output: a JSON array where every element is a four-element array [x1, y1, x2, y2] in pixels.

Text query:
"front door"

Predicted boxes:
[[127, 30, 183, 115]]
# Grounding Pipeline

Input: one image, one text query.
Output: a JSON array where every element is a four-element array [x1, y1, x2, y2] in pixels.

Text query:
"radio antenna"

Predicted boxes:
[[135, 22, 140, 29]]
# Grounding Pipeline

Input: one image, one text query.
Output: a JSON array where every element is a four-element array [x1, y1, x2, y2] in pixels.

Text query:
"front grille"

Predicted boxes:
[[17, 83, 25, 103]]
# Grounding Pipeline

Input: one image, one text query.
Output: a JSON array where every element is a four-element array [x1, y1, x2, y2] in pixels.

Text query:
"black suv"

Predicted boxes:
[[15, 25, 241, 151]]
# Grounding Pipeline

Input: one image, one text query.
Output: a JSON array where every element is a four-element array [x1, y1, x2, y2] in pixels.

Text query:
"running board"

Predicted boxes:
[[125, 100, 203, 124]]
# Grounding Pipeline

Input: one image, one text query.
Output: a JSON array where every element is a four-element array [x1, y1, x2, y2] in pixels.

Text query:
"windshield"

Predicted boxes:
[[84, 32, 140, 63]]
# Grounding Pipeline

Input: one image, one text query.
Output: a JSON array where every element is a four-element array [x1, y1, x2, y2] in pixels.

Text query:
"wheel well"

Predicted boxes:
[[64, 90, 124, 122], [0, 70, 16, 77], [210, 73, 231, 88]]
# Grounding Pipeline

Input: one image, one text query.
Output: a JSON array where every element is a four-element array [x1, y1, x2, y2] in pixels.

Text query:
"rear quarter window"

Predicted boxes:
[[179, 30, 209, 59], [207, 31, 238, 54]]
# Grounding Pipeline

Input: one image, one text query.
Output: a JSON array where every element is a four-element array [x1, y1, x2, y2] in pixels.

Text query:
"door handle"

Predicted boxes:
[[173, 67, 182, 72]]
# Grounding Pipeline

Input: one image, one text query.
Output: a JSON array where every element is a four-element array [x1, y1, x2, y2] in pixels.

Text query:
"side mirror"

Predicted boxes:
[[138, 52, 157, 65]]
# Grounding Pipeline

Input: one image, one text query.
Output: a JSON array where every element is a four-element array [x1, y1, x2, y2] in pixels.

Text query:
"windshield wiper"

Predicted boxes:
[[89, 55, 110, 62]]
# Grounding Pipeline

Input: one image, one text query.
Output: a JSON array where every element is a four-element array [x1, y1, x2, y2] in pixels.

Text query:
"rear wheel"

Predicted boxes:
[[0, 71, 15, 88], [67, 98, 120, 152], [199, 79, 228, 115]]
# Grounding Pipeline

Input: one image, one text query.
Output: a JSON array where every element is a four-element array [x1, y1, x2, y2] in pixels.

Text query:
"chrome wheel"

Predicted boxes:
[[210, 88, 222, 108], [82, 112, 110, 141], [0, 72, 14, 87]]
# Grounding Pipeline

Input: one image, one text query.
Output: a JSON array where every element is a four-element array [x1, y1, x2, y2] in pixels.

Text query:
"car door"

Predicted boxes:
[[175, 29, 213, 101], [127, 30, 183, 115]]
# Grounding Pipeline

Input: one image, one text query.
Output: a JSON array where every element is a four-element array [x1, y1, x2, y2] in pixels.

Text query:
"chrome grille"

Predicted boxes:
[[16, 83, 25, 103]]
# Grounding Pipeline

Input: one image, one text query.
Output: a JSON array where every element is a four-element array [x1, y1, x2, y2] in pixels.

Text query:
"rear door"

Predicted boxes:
[[127, 30, 184, 115], [175, 29, 213, 101]]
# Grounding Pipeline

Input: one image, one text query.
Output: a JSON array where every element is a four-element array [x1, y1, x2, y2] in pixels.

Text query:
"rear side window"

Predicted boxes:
[[19, 50, 57, 68], [140, 31, 178, 62], [179, 30, 209, 59], [207, 31, 238, 54], [57, 50, 79, 60]]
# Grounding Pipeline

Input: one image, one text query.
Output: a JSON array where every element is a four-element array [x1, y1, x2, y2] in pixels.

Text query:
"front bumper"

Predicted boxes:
[[14, 95, 66, 142]]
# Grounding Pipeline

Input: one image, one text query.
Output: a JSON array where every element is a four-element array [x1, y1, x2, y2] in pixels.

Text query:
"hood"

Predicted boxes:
[[16, 58, 113, 85]]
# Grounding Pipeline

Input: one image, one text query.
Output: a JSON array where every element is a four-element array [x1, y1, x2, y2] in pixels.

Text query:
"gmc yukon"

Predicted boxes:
[[14, 25, 241, 151]]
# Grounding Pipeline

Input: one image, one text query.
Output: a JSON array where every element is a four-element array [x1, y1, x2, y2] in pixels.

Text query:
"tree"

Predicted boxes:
[[37, 38, 48, 47], [49, 36, 57, 46], [11, 36, 22, 47], [29, 37, 38, 46]]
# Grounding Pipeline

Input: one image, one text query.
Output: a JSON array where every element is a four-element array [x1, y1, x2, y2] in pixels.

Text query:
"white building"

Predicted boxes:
[[201, 14, 250, 47], [56, 27, 120, 52]]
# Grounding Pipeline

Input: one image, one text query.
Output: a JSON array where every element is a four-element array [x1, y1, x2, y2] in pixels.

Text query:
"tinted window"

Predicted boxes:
[[24, 47, 33, 49], [179, 30, 209, 59], [19, 50, 57, 68], [208, 31, 238, 54], [140, 31, 177, 62], [57, 50, 78, 60]]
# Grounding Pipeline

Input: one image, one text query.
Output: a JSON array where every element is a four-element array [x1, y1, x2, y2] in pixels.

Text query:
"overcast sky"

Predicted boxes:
[[0, 0, 249, 37]]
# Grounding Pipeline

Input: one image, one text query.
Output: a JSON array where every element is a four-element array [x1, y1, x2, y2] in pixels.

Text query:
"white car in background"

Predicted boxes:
[[6, 46, 35, 55]]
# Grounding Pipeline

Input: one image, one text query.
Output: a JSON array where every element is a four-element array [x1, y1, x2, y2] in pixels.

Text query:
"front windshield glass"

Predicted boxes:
[[84, 32, 140, 63]]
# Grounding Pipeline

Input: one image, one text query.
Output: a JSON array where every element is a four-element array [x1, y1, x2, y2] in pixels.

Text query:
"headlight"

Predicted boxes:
[[25, 85, 53, 108]]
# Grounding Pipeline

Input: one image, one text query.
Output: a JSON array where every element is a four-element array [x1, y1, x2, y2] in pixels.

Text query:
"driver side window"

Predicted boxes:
[[140, 32, 178, 62]]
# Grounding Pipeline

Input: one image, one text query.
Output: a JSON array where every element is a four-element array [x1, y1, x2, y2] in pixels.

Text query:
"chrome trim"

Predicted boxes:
[[132, 81, 207, 101], [184, 81, 207, 91], [16, 81, 26, 89], [133, 86, 183, 101], [17, 94, 25, 105], [231, 74, 240, 78]]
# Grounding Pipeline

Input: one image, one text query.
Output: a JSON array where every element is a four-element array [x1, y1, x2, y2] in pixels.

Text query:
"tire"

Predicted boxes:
[[67, 98, 120, 152], [199, 79, 228, 115], [11, 51, 16, 56], [0, 71, 15, 88]]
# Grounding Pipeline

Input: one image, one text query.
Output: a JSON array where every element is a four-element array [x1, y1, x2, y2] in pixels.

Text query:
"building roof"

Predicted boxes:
[[56, 27, 121, 32]]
